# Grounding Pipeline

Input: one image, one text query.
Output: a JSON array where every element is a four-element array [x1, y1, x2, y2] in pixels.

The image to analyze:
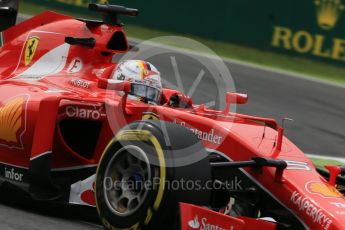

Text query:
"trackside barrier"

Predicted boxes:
[[26, 0, 345, 66]]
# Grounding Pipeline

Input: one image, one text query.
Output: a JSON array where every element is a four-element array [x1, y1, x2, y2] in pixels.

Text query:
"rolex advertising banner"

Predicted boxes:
[[27, 0, 345, 66], [270, 0, 345, 65]]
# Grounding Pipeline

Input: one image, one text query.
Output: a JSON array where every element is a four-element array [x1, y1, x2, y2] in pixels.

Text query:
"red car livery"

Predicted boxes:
[[0, 1, 344, 230]]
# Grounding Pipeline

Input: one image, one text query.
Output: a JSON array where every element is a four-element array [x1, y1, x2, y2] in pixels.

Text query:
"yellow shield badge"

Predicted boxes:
[[24, 36, 39, 66], [142, 112, 159, 120]]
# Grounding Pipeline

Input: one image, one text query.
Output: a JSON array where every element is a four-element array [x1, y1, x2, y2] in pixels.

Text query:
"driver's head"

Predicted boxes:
[[112, 60, 162, 104]]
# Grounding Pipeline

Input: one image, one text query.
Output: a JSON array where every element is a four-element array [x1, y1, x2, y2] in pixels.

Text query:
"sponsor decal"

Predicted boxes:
[[17, 42, 70, 80], [93, 68, 106, 77], [67, 58, 83, 73], [24, 36, 39, 66], [188, 216, 230, 230], [330, 202, 345, 208], [306, 181, 343, 198], [174, 120, 223, 145], [132, 78, 161, 89], [0, 95, 28, 149], [4, 167, 23, 182], [206, 217, 232, 230], [180, 203, 243, 230], [271, 26, 345, 62], [70, 78, 91, 89], [314, 0, 344, 30], [80, 182, 96, 206], [142, 112, 159, 120], [45, 88, 68, 93], [291, 191, 332, 229], [271, 1, 345, 63], [69, 175, 96, 206], [285, 160, 311, 171], [66, 106, 105, 120], [188, 216, 200, 229]]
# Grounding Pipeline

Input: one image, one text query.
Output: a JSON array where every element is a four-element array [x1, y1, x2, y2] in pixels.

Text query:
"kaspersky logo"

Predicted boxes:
[[314, 0, 345, 30]]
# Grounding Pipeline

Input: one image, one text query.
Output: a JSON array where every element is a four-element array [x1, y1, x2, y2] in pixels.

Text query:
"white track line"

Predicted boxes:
[[18, 13, 31, 19]]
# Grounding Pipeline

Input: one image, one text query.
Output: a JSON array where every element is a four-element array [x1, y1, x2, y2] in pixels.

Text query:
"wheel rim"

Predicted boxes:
[[103, 145, 151, 217]]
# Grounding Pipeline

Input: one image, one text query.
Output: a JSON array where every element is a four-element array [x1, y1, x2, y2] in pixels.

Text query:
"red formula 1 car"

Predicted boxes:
[[0, 1, 345, 230]]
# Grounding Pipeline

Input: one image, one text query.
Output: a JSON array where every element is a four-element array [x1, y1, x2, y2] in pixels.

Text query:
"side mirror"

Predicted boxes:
[[224, 92, 248, 114], [226, 92, 248, 104], [98, 78, 131, 115], [98, 78, 131, 93], [168, 93, 193, 108]]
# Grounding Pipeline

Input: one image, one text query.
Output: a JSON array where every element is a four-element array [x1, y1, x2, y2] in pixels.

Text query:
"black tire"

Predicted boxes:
[[95, 121, 212, 230]]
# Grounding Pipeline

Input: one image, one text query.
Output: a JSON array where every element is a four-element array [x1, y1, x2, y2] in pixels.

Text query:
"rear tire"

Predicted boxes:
[[95, 121, 212, 230]]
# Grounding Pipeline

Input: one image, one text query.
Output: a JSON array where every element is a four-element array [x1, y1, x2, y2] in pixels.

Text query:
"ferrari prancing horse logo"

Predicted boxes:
[[142, 112, 159, 120], [24, 36, 40, 66]]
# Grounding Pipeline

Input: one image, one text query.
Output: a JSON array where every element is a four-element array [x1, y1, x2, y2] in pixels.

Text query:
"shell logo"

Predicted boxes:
[[306, 181, 344, 198], [0, 97, 25, 144]]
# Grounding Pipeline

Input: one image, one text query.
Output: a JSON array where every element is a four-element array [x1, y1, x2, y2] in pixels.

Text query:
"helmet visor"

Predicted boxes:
[[130, 83, 161, 103]]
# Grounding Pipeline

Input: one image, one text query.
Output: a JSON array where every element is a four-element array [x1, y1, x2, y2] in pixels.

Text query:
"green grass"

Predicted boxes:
[[19, 1, 345, 84], [311, 158, 344, 168], [124, 25, 345, 84]]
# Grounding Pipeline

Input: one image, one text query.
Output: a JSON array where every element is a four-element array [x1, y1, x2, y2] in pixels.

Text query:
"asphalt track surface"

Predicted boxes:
[[1, 15, 344, 230], [136, 45, 345, 158]]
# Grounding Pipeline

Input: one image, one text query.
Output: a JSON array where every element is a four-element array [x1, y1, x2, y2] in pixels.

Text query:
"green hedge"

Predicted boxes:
[[28, 0, 345, 66]]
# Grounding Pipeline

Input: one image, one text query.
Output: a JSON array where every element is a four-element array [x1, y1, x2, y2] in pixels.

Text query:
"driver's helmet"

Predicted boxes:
[[112, 60, 162, 104]]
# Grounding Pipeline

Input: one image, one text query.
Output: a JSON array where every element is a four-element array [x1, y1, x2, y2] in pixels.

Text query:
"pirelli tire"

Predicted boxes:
[[95, 120, 212, 230]]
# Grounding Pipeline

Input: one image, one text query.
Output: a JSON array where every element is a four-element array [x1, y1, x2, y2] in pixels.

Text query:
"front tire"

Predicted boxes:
[[95, 121, 212, 230]]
